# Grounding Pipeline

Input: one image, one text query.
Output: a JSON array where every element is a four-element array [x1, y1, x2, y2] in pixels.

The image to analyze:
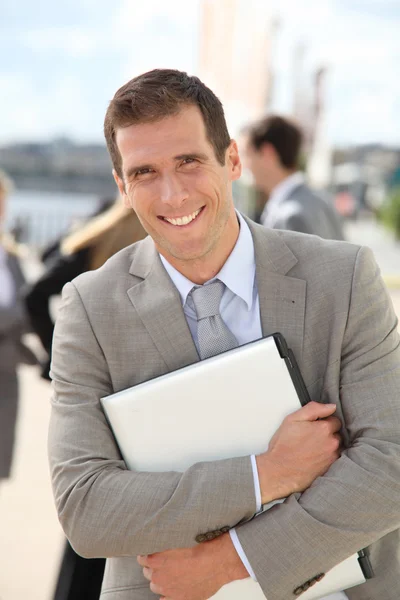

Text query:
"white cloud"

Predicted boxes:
[[111, 0, 200, 84], [112, 0, 200, 35], [18, 27, 102, 58], [0, 73, 101, 143], [269, 0, 399, 145], [1, 0, 398, 146]]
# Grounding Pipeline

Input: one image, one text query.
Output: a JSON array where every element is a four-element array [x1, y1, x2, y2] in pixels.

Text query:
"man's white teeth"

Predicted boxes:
[[164, 208, 201, 226]]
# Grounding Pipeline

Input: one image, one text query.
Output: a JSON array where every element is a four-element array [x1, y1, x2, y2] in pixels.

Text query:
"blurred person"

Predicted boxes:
[[48, 69, 400, 600], [242, 115, 345, 240], [25, 197, 146, 381], [40, 196, 115, 265], [0, 170, 38, 488], [24, 197, 147, 600]]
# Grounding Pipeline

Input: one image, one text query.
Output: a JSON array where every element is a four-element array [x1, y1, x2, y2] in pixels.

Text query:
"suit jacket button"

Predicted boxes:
[[220, 526, 230, 534], [205, 531, 216, 541], [315, 573, 325, 582], [195, 534, 207, 543], [293, 586, 304, 595]]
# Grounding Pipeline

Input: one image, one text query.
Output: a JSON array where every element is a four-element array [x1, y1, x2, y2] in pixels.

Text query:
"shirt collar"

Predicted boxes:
[[268, 171, 305, 211], [159, 211, 256, 311]]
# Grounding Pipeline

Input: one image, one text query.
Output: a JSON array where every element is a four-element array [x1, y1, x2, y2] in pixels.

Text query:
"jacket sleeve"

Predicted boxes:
[[48, 282, 257, 559], [235, 246, 400, 600]]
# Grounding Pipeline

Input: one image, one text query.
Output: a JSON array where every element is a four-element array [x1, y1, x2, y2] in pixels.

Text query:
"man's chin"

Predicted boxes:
[[161, 243, 211, 264]]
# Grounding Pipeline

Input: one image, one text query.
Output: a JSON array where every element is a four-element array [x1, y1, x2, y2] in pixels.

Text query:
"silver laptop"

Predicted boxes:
[[101, 333, 308, 472], [100, 333, 368, 600]]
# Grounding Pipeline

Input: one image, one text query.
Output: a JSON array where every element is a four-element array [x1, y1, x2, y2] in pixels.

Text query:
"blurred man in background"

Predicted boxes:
[[242, 115, 345, 240]]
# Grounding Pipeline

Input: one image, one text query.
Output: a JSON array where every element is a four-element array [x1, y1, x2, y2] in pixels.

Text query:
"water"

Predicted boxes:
[[5, 190, 100, 248]]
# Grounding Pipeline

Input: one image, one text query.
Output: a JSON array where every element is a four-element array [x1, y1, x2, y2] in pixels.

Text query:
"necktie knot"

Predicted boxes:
[[191, 280, 225, 320], [190, 280, 238, 359]]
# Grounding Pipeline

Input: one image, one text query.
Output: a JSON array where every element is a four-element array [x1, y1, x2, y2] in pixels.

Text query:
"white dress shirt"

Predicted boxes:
[[160, 212, 262, 578], [160, 212, 347, 599], [0, 244, 15, 307], [261, 171, 305, 227]]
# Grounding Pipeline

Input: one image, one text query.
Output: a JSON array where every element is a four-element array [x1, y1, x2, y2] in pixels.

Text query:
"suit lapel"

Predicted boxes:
[[285, 182, 304, 201], [126, 220, 306, 368], [246, 218, 306, 362], [127, 237, 199, 372]]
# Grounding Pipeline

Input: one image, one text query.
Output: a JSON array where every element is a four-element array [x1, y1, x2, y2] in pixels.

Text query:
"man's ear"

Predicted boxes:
[[227, 140, 242, 182], [113, 169, 129, 207], [261, 143, 277, 164]]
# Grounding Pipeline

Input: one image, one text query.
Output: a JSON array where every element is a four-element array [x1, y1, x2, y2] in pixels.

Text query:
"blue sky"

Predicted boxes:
[[1, 0, 399, 147]]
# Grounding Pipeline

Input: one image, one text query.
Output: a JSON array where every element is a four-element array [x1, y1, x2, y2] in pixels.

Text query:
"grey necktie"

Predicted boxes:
[[191, 280, 239, 359]]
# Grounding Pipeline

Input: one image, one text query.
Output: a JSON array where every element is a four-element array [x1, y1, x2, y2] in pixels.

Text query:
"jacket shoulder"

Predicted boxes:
[[270, 228, 362, 288], [276, 227, 359, 262], [67, 238, 145, 296]]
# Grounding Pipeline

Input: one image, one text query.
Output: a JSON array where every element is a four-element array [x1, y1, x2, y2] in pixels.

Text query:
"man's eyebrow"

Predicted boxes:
[[124, 152, 210, 180], [125, 163, 154, 180], [174, 152, 209, 161]]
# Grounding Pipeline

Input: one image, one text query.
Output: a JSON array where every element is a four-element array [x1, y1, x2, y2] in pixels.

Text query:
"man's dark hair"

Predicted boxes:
[[104, 69, 231, 178], [246, 115, 303, 170]]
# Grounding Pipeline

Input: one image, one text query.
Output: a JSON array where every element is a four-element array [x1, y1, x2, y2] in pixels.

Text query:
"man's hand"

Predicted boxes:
[[256, 401, 342, 504], [137, 532, 248, 600]]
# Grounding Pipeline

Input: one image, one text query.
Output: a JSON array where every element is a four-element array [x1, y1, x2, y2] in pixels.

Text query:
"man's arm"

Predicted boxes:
[[49, 282, 341, 561], [234, 246, 400, 600], [49, 282, 257, 558]]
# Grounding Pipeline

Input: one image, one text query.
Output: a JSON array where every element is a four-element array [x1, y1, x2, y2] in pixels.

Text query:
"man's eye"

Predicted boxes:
[[136, 168, 153, 176], [182, 158, 196, 165]]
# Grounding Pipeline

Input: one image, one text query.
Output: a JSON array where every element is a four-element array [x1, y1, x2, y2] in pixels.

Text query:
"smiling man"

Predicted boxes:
[[112, 103, 240, 284], [48, 69, 400, 600]]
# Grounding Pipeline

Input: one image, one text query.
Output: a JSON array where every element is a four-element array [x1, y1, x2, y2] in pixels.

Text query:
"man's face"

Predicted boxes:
[[241, 141, 268, 191], [113, 105, 241, 264]]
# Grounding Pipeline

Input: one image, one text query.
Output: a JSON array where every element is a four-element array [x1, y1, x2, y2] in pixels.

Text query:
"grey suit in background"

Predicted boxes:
[[262, 182, 345, 241], [48, 217, 400, 600], [0, 252, 37, 479]]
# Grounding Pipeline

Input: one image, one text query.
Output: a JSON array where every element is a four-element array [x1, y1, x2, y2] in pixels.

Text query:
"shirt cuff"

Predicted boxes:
[[250, 454, 262, 513], [229, 528, 257, 581]]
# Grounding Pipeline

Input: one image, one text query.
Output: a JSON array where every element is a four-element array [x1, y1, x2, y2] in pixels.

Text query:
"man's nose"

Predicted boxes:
[[159, 173, 189, 208]]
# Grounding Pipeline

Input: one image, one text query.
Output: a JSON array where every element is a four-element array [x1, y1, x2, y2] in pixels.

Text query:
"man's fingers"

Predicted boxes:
[[333, 432, 343, 453], [150, 581, 163, 595], [324, 416, 342, 433], [291, 401, 337, 422], [137, 554, 149, 567], [142, 567, 153, 581]]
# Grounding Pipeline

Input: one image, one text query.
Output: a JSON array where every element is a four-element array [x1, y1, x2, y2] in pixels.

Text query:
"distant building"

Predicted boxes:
[[198, 0, 274, 137], [0, 139, 115, 195], [0, 139, 111, 177], [331, 144, 400, 215]]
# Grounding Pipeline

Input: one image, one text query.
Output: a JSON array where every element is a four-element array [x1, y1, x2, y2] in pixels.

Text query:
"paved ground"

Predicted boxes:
[[0, 368, 63, 600], [1, 216, 399, 600]]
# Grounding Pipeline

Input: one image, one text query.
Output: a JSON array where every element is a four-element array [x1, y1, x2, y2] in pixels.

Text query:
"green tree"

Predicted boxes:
[[379, 187, 400, 240]]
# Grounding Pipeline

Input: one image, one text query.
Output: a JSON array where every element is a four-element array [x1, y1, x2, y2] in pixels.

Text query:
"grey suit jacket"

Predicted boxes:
[[48, 218, 400, 600], [262, 183, 345, 241]]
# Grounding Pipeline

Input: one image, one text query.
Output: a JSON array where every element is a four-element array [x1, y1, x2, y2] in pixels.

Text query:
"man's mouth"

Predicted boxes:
[[161, 206, 204, 227]]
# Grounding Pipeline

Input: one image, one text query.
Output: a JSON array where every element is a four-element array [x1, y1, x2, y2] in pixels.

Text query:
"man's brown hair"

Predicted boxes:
[[104, 69, 231, 179], [246, 115, 303, 170]]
